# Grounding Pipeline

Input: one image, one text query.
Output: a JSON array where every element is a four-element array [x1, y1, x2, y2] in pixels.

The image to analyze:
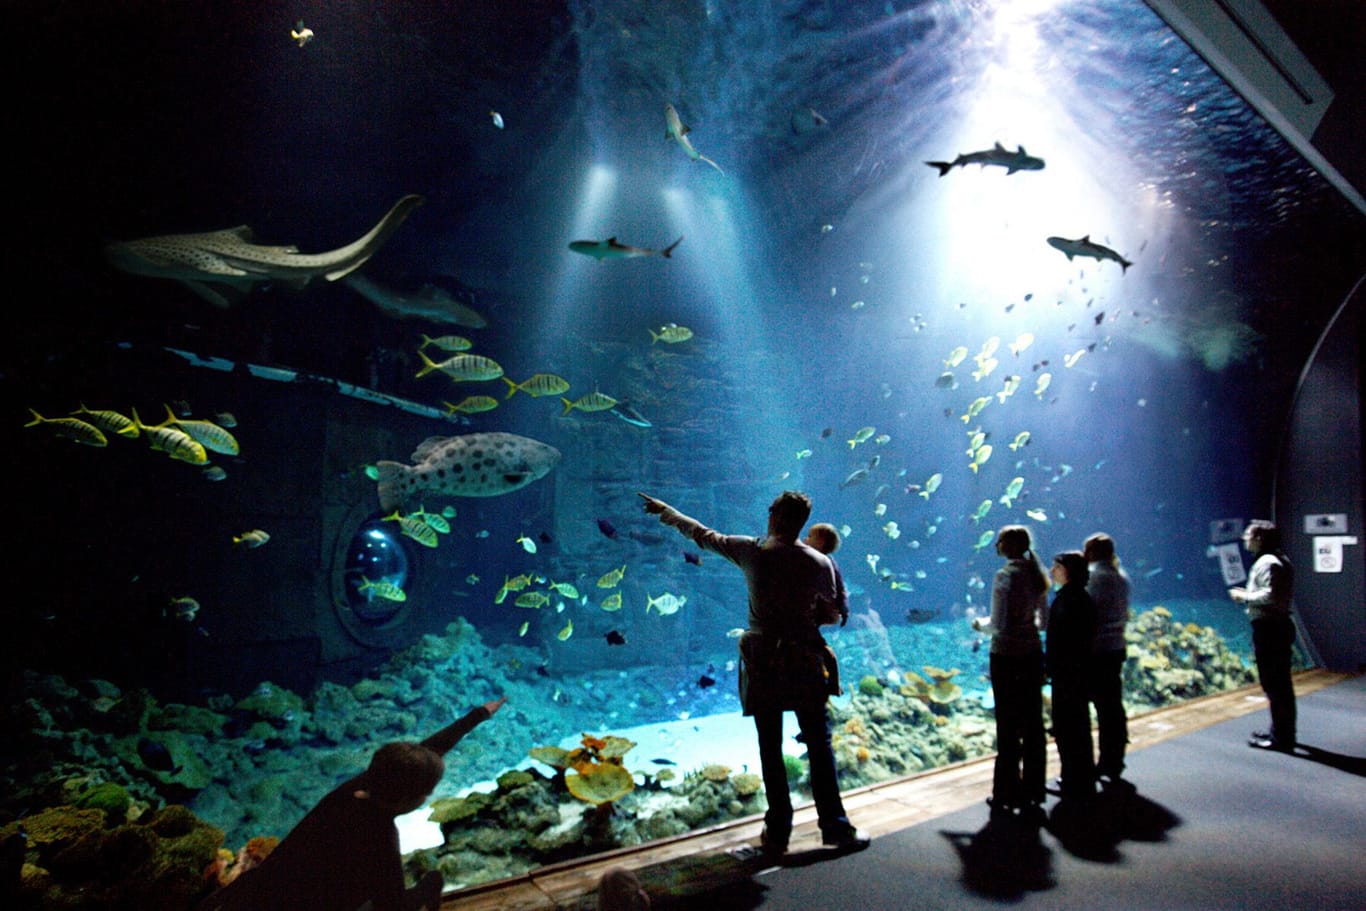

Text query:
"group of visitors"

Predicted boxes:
[[970, 528, 1134, 821], [192, 486, 1296, 910], [973, 518, 1297, 824]]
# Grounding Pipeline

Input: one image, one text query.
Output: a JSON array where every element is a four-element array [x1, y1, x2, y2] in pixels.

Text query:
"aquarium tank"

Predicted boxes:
[[4, 0, 1363, 904]]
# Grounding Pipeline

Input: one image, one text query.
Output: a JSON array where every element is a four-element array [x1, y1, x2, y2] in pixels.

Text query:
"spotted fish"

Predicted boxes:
[[374, 432, 561, 512], [106, 195, 424, 308]]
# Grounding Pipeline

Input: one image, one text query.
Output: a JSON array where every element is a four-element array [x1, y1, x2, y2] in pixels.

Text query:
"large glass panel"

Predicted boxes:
[[4, 0, 1361, 902]]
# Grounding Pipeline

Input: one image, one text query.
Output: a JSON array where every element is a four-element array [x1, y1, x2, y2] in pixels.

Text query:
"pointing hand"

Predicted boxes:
[[638, 492, 668, 515]]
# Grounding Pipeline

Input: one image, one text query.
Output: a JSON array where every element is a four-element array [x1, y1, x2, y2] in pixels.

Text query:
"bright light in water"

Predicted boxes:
[[886, 0, 1167, 338], [539, 164, 619, 342]]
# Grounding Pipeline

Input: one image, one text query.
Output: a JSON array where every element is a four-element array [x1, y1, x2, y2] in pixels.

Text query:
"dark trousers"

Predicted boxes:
[[989, 651, 1046, 808], [753, 704, 849, 841], [1051, 673, 1095, 796], [1085, 649, 1129, 777], [1252, 616, 1297, 745]]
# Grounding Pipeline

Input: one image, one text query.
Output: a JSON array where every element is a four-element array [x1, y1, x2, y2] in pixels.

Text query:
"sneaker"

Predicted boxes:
[[986, 796, 1014, 819], [1098, 774, 1136, 794], [1248, 734, 1295, 753], [759, 827, 788, 856], [821, 826, 871, 850]]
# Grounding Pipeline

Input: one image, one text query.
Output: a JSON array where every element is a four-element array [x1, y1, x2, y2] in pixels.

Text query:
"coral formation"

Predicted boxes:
[[2, 606, 1267, 899], [2, 803, 224, 911], [565, 763, 635, 806], [857, 675, 884, 697]]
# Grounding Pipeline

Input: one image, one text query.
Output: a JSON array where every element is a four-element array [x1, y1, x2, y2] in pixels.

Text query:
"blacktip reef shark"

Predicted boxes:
[[568, 236, 683, 262], [926, 142, 1045, 176], [1046, 234, 1133, 273], [665, 103, 724, 175], [105, 195, 424, 307]]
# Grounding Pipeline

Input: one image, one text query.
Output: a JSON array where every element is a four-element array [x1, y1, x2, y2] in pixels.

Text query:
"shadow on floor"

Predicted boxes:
[[1292, 743, 1366, 777], [1046, 786, 1180, 861], [941, 814, 1056, 899]]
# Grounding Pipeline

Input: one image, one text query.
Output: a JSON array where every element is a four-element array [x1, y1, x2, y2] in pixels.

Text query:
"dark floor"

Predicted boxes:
[[692, 675, 1366, 911]]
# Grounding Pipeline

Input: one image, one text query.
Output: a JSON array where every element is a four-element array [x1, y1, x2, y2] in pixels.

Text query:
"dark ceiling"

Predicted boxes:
[[1258, 0, 1366, 205]]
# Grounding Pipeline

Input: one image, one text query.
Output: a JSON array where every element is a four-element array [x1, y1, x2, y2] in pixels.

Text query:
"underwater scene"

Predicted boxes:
[[4, 0, 1363, 905]]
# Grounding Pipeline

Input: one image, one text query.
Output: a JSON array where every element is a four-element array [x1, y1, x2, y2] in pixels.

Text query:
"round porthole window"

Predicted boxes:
[[342, 520, 411, 625]]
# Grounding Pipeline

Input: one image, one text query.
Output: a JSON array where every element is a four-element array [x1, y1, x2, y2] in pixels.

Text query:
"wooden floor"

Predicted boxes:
[[442, 670, 1351, 911]]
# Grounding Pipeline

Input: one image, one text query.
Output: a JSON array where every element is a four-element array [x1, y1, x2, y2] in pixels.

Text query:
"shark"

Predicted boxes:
[[568, 236, 682, 261], [1046, 235, 1133, 273], [341, 273, 488, 327], [925, 142, 1045, 176], [665, 103, 724, 174], [105, 195, 424, 307]]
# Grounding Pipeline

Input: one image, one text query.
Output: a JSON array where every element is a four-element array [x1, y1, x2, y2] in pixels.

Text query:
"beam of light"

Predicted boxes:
[[536, 164, 618, 347], [660, 180, 808, 490], [879, 0, 1173, 349]]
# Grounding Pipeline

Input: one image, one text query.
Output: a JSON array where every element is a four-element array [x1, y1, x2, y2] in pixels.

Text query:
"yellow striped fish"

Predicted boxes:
[[415, 351, 504, 381], [561, 391, 619, 414], [382, 510, 439, 548], [443, 396, 499, 415], [159, 405, 239, 455], [357, 577, 407, 601], [420, 333, 473, 352], [70, 404, 139, 438], [503, 373, 570, 399], [132, 409, 207, 464], [25, 409, 107, 447]]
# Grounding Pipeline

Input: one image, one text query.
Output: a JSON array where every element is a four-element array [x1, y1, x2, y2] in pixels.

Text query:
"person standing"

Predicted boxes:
[[1046, 551, 1098, 800], [971, 526, 1050, 823], [638, 490, 868, 855], [1229, 520, 1297, 751], [1083, 532, 1132, 787]]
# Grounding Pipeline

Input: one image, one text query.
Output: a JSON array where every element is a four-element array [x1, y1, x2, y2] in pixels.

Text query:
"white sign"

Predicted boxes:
[[1313, 535, 1358, 573], [1304, 514, 1348, 535], [1215, 542, 1246, 586]]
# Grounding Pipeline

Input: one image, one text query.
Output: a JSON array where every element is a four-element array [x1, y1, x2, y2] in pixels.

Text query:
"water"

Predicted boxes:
[[4, 0, 1360, 895]]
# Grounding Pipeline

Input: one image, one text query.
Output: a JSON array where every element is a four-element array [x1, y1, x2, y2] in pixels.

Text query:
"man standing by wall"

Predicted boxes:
[[1229, 520, 1297, 751]]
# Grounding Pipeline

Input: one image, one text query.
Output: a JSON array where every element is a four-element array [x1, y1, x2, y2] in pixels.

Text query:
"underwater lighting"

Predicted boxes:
[[887, 0, 1159, 332]]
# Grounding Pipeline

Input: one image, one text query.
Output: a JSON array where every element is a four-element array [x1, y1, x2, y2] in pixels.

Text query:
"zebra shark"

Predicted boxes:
[[105, 195, 424, 307]]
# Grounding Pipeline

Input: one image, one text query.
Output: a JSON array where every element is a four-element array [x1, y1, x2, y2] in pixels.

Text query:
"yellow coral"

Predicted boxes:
[[856, 746, 870, 763], [732, 772, 763, 797], [929, 680, 963, 704], [566, 763, 635, 806], [699, 763, 732, 782]]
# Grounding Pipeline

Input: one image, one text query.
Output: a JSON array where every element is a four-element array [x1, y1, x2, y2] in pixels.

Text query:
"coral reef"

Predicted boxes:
[[1, 604, 1266, 898], [1123, 606, 1256, 706], [2, 803, 223, 911]]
